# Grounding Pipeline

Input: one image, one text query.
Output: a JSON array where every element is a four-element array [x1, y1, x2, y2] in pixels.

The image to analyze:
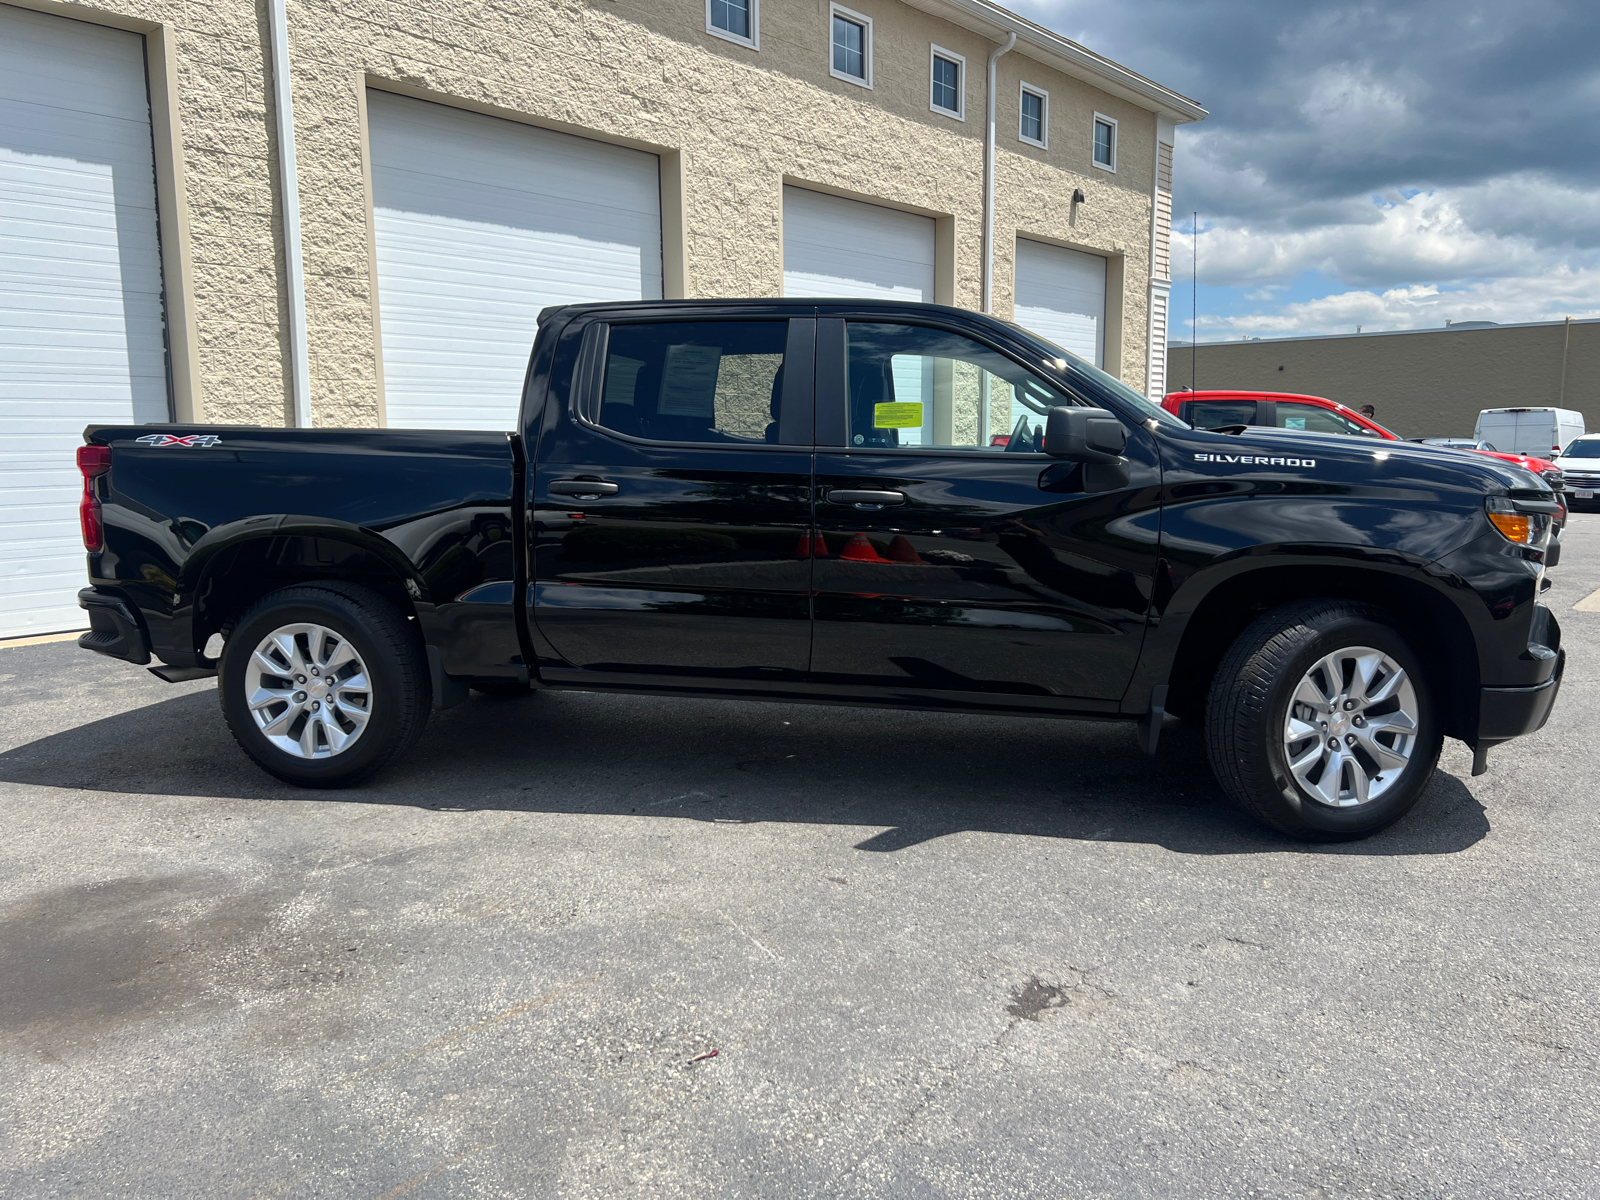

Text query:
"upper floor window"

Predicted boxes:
[[830, 5, 872, 87], [930, 47, 964, 119], [1093, 114, 1117, 171], [707, 0, 757, 49], [1019, 84, 1047, 147]]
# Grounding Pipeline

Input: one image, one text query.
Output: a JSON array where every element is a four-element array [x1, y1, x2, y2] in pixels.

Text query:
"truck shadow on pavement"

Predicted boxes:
[[0, 686, 1490, 857]]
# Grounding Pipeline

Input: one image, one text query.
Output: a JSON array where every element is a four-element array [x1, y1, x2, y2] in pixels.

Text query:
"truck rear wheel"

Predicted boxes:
[[1205, 600, 1442, 840], [219, 583, 429, 788]]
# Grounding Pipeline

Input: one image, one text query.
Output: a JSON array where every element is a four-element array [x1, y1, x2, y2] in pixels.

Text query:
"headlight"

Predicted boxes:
[[1486, 495, 1550, 545]]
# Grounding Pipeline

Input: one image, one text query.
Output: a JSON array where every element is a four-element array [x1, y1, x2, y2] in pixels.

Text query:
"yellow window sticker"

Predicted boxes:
[[873, 401, 923, 429]]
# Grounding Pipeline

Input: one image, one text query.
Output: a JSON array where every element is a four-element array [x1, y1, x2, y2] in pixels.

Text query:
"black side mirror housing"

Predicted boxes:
[[1043, 406, 1127, 463]]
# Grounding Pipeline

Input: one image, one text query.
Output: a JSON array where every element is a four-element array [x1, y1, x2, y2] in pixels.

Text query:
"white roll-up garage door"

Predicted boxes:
[[0, 6, 168, 639], [368, 92, 663, 431], [782, 186, 935, 302], [1014, 238, 1106, 367]]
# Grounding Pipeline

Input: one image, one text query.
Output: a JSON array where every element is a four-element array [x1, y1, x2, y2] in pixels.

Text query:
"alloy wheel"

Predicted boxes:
[[243, 622, 373, 759], [1283, 645, 1419, 807]]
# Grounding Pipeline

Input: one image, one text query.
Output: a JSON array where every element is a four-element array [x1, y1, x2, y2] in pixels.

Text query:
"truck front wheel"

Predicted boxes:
[[219, 583, 429, 787], [1205, 600, 1443, 840]]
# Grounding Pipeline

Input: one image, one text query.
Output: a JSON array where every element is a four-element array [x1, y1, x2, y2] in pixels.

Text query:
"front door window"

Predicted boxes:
[[1274, 402, 1366, 435], [844, 322, 1066, 452]]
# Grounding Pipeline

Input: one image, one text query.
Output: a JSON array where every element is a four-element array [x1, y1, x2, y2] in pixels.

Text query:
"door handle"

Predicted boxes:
[[827, 489, 906, 507], [549, 478, 619, 497]]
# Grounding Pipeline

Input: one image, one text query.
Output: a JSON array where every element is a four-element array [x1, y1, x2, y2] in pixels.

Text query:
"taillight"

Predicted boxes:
[[77, 444, 111, 552]]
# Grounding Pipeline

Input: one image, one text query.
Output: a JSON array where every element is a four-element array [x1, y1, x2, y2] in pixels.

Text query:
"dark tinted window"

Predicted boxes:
[[597, 321, 787, 444], [1187, 400, 1257, 429]]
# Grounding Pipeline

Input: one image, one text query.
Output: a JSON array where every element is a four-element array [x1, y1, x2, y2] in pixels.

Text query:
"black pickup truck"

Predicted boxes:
[[75, 299, 1564, 840]]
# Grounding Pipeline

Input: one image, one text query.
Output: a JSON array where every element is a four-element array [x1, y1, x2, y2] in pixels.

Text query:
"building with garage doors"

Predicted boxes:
[[0, 0, 1203, 637]]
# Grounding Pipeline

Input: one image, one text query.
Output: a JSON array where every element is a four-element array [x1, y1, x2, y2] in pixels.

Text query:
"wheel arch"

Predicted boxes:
[[185, 519, 426, 659], [1163, 563, 1479, 742]]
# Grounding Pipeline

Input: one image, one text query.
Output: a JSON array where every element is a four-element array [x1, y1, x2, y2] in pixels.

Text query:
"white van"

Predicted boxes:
[[1475, 407, 1586, 457]]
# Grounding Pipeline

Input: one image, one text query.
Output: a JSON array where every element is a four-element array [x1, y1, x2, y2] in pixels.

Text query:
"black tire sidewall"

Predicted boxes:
[[1259, 616, 1441, 837], [220, 591, 413, 786]]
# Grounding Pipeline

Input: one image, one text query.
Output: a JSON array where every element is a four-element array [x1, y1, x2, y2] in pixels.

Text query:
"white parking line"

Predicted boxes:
[[1574, 588, 1600, 612]]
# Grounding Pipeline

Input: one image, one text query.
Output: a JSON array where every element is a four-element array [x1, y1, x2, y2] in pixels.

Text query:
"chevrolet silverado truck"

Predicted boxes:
[[74, 299, 1565, 840]]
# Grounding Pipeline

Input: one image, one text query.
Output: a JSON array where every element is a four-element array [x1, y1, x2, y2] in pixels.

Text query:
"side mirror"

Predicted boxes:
[[1043, 406, 1127, 463]]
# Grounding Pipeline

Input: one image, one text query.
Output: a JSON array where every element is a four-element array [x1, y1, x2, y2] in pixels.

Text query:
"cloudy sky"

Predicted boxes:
[[1009, 0, 1598, 342]]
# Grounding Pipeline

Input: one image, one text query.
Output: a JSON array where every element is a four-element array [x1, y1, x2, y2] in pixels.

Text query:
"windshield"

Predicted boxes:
[[1005, 322, 1189, 428], [1562, 440, 1600, 458]]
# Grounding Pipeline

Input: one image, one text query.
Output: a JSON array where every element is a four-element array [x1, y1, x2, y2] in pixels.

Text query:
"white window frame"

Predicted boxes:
[[1018, 82, 1048, 149], [1092, 112, 1118, 172], [929, 45, 965, 120], [829, 3, 873, 89], [706, 0, 758, 50]]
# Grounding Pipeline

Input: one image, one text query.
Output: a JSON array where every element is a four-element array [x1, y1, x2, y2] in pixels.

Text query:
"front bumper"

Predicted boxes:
[[77, 587, 150, 665], [1472, 648, 1564, 774]]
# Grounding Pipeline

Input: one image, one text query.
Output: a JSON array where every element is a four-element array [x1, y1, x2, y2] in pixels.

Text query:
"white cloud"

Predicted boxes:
[[1297, 65, 1419, 153], [1174, 186, 1570, 289]]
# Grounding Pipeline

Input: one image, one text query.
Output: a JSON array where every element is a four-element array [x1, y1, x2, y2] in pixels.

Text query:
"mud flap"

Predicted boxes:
[[426, 644, 470, 711], [1138, 683, 1169, 758]]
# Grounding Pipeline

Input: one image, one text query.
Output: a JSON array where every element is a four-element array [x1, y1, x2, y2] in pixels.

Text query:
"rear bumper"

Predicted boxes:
[[1478, 648, 1564, 743], [77, 587, 150, 665]]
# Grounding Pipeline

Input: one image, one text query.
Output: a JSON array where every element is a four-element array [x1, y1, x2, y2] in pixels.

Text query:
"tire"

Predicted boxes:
[[1204, 600, 1442, 841], [219, 582, 429, 787]]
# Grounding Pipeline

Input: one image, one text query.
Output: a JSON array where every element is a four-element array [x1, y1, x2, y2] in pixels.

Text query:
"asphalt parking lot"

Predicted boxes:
[[2, 519, 1597, 1199]]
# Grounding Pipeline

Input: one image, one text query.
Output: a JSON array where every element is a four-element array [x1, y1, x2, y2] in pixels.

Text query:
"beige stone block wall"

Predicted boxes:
[[24, 0, 1163, 427], [1180, 322, 1600, 441]]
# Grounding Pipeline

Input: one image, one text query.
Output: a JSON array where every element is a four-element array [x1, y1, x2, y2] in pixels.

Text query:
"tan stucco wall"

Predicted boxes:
[[14, 0, 1161, 427], [1176, 321, 1600, 440]]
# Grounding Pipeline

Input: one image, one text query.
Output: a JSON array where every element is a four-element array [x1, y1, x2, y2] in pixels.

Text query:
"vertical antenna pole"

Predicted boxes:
[[1191, 211, 1198, 391]]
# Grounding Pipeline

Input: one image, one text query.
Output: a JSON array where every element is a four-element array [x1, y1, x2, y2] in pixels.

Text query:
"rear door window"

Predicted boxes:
[[1186, 400, 1258, 429], [595, 321, 789, 444]]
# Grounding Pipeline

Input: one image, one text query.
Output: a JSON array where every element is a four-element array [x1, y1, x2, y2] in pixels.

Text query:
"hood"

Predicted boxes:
[[1197, 425, 1545, 493]]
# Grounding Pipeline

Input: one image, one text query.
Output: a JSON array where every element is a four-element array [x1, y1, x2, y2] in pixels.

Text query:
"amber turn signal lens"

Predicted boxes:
[[1487, 511, 1533, 543]]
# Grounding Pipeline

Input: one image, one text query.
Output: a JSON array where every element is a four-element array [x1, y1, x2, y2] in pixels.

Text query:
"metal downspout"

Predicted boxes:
[[267, 0, 312, 428], [982, 31, 1016, 315]]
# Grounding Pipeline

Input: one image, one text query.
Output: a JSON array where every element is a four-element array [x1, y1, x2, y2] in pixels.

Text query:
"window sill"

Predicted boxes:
[[707, 26, 758, 50], [830, 68, 873, 89]]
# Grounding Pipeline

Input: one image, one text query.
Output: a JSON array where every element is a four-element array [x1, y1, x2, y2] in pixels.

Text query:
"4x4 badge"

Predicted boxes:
[[136, 433, 222, 448]]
